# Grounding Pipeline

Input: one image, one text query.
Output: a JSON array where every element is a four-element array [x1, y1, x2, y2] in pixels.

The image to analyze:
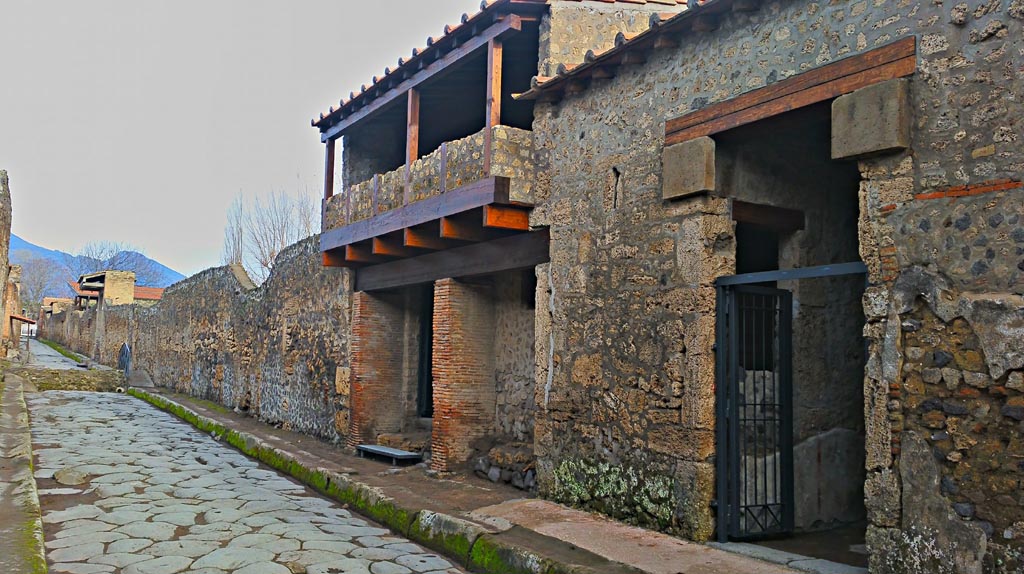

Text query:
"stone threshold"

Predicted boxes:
[[0, 372, 48, 574], [708, 542, 869, 574], [127, 387, 799, 574]]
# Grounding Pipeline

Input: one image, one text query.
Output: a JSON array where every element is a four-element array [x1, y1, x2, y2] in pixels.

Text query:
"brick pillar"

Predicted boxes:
[[431, 278, 497, 472], [349, 290, 406, 448]]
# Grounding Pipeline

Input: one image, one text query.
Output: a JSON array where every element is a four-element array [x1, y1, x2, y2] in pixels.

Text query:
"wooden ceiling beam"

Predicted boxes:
[[483, 205, 530, 231], [372, 235, 421, 257], [345, 243, 387, 264], [404, 224, 461, 250], [441, 214, 490, 241]]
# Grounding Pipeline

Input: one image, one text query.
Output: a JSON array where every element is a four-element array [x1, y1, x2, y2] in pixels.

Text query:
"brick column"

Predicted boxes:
[[431, 278, 497, 472], [349, 290, 406, 449]]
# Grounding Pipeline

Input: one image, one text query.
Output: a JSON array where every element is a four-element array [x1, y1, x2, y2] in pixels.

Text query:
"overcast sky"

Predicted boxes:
[[0, 0, 481, 277]]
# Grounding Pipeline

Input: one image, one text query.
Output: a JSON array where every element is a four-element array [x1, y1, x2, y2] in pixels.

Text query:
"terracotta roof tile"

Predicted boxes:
[[311, 0, 687, 130], [133, 286, 165, 301], [518, 0, 735, 101]]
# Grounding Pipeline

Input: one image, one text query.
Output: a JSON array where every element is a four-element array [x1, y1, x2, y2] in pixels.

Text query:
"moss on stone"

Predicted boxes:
[[468, 535, 536, 574], [548, 458, 677, 532]]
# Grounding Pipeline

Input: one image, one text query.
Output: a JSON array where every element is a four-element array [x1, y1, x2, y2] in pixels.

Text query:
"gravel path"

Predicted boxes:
[[28, 391, 462, 574]]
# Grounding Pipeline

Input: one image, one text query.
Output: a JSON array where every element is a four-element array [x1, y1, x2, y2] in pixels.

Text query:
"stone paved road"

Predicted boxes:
[[28, 391, 463, 574]]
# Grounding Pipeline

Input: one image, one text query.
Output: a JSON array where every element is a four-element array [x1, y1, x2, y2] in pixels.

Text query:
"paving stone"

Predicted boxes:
[[372, 562, 414, 574], [46, 531, 128, 549], [303, 540, 359, 554], [236, 563, 293, 574], [115, 521, 178, 541], [51, 563, 116, 574], [307, 558, 373, 574], [150, 512, 197, 527], [107, 538, 155, 554], [396, 555, 455, 573], [49, 541, 107, 562], [96, 510, 152, 525], [352, 548, 405, 561], [147, 540, 220, 557], [192, 547, 276, 570], [122, 555, 195, 574], [88, 553, 155, 568], [278, 550, 352, 566]]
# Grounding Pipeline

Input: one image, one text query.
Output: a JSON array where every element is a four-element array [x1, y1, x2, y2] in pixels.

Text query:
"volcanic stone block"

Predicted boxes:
[[663, 136, 716, 200], [832, 78, 910, 160]]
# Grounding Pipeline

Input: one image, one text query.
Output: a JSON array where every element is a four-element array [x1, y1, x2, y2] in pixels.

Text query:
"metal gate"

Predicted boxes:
[[715, 284, 794, 540]]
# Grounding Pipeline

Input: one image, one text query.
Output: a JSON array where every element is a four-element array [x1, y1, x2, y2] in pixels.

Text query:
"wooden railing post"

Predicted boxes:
[[484, 38, 503, 175], [406, 89, 420, 205]]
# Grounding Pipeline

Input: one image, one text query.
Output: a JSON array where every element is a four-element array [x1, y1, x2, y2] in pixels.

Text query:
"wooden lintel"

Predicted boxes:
[[356, 230, 551, 292], [591, 66, 617, 80], [404, 225, 458, 251], [483, 205, 530, 231], [732, 0, 761, 11], [665, 37, 917, 145], [440, 216, 488, 242], [320, 176, 516, 252], [321, 15, 523, 142], [372, 236, 419, 257], [345, 244, 385, 264], [731, 200, 805, 233]]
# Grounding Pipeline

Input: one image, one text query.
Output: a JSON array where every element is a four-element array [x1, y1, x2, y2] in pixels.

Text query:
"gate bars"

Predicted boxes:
[[713, 262, 867, 542]]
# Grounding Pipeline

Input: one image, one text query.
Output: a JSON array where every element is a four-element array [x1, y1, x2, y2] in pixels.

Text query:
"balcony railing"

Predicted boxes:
[[324, 125, 533, 232]]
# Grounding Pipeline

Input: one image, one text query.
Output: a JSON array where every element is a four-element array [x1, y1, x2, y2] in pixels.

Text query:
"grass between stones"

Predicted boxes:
[[37, 339, 85, 363]]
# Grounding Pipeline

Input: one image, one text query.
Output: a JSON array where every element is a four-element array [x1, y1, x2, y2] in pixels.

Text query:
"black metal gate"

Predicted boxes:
[[715, 284, 794, 541]]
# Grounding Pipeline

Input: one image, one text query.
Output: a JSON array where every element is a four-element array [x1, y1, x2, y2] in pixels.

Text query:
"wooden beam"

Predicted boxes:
[[323, 139, 336, 200], [440, 215, 488, 242], [372, 235, 420, 257], [483, 205, 529, 230], [484, 37, 503, 175], [731, 200, 805, 233], [320, 177, 516, 252], [665, 37, 916, 145], [356, 230, 550, 292], [323, 249, 357, 268], [321, 15, 523, 142], [404, 224, 460, 250], [345, 244, 386, 264], [405, 89, 420, 205]]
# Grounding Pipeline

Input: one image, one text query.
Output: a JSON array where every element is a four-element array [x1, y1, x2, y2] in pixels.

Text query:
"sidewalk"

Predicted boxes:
[[0, 372, 47, 574], [129, 387, 797, 574]]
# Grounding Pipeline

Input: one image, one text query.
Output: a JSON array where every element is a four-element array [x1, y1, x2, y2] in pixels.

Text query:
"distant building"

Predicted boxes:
[[74, 271, 164, 308]]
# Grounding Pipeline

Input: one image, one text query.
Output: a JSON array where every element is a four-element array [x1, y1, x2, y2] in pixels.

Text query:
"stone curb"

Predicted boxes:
[[1, 374, 49, 574], [128, 387, 621, 574]]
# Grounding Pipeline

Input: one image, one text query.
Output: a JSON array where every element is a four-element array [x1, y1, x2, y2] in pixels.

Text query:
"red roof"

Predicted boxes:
[[68, 281, 99, 298], [134, 286, 165, 301]]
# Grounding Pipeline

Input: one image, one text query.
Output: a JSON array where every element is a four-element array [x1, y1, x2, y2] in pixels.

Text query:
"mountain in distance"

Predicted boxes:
[[9, 233, 186, 293]]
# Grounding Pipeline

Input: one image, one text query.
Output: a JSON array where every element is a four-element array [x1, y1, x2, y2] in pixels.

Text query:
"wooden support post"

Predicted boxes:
[[483, 205, 529, 230], [405, 89, 420, 205], [324, 138, 336, 201], [484, 38, 503, 175]]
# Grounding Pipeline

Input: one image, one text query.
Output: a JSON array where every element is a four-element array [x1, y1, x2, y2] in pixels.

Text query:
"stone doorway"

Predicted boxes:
[[713, 102, 869, 568]]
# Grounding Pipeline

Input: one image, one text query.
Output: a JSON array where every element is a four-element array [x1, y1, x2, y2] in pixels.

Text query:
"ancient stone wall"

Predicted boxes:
[[0, 171, 10, 353], [42, 237, 352, 443], [532, 0, 1023, 566]]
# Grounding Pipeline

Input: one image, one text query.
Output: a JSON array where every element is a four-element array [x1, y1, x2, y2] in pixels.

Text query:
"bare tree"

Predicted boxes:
[[62, 241, 166, 286], [220, 188, 317, 284], [15, 250, 62, 311], [221, 196, 245, 266]]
